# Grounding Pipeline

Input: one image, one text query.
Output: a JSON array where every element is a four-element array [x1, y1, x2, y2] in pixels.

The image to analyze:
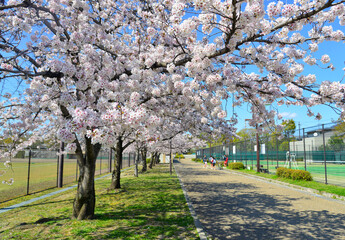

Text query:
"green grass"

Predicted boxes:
[[0, 164, 199, 240]]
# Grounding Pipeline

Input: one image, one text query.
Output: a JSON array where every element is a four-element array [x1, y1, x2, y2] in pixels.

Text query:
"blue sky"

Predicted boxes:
[[230, 38, 345, 131]]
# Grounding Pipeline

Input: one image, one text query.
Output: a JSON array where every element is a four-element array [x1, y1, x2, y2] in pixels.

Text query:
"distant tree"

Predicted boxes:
[[282, 119, 296, 136], [327, 135, 345, 151], [233, 128, 256, 142]]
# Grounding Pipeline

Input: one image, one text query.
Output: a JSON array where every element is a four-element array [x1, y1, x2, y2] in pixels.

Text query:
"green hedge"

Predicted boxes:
[[228, 162, 245, 170], [175, 153, 185, 159], [276, 167, 313, 181], [192, 158, 203, 163]]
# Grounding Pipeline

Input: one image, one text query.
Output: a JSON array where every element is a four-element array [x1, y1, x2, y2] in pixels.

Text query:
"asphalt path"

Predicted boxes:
[[174, 158, 345, 240]]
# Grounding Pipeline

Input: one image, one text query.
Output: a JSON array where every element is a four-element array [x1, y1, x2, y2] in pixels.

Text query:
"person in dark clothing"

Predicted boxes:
[[203, 155, 208, 168]]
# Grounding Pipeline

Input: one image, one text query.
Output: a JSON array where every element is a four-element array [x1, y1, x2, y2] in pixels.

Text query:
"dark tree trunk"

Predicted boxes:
[[153, 152, 158, 167], [149, 152, 156, 169], [72, 138, 101, 220], [110, 137, 123, 189], [155, 153, 160, 164], [141, 147, 147, 173], [134, 148, 139, 177]]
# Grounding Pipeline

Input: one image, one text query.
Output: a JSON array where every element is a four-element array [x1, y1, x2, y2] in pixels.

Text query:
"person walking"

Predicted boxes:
[[209, 156, 216, 170], [203, 155, 208, 168], [223, 155, 229, 167]]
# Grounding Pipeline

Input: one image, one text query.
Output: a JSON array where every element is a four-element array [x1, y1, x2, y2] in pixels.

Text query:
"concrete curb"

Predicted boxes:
[[174, 162, 208, 240], [0, 166, 135, 215]]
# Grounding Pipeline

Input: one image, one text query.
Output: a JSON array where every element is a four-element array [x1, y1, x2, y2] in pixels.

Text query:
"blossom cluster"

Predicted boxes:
[[1, 0, 345, 184]]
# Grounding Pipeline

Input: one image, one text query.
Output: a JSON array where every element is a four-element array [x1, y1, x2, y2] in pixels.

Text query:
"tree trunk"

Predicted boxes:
[[110, 137, 123, 189], [134, 148, 139, 177], [153, 152, 158, 167], [149, 152, 156, 169], [72, 138, 101, 220], [141, 147, 147, 173], [155, 153, 160, 164]]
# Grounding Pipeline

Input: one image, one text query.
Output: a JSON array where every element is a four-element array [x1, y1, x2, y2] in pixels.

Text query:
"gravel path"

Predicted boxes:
[[174, 158, 345, 240]]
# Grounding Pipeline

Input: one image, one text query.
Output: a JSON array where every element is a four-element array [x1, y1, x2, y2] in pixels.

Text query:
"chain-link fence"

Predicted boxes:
[[0, 145, 138, 203], [196, 122, 345, 187]]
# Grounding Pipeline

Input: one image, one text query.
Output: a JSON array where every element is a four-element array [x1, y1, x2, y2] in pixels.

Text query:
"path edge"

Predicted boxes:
[[174, 160, 208, 240]]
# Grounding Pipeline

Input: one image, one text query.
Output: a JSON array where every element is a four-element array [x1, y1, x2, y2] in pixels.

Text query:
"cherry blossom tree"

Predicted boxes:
[[1, 0, 345, 220]]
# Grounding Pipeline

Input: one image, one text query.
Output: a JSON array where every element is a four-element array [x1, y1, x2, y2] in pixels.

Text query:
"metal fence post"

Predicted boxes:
[[100, 152, 102, 175], [251, 141, 254, 169], [303, 128, 307, 171], [265, 136, 268, 172], [57, 142, 64, 188], [170, 140, 172, 175], [56, 153, 59, 187], [230, 143, 233, 162], [256, 124, 260, 172], [276, 134, 279, 168], [288, 131, 291, 169], [26, 149, 32, 195], [244, 140, 248, 168], [322, 124, 328, 184], [109, 148, 112, 173]]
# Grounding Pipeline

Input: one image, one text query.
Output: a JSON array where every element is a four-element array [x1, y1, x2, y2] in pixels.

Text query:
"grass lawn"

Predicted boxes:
[[0, 164, 199, 240]]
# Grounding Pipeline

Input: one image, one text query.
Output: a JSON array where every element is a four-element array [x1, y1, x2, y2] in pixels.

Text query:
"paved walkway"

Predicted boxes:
[[174, 158, 345, 240]]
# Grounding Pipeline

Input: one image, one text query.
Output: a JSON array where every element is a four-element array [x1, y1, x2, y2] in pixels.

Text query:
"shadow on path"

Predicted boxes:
[[175, 160, 345, 240]]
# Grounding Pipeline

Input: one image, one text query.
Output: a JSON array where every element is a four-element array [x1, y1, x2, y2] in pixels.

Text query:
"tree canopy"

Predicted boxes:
[[1, 0, 345, 219]]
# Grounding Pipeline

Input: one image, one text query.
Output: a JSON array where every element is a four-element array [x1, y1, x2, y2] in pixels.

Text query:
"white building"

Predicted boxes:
[[289, 128, 334, 161]]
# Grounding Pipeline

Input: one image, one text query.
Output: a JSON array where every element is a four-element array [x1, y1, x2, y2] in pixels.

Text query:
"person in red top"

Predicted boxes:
[[223, 155, 229, 167]]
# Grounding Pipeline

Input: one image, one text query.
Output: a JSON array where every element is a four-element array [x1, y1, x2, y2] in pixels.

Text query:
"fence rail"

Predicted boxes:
[[0, 146, 138, 203], [196, 122, 345, 188]]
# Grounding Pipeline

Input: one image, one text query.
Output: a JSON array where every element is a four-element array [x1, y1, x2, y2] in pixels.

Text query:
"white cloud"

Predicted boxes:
[[280, 112, 297, 118]]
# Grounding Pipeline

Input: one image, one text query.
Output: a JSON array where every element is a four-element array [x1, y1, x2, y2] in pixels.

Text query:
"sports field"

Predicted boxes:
[[0, 157, 110, 203]]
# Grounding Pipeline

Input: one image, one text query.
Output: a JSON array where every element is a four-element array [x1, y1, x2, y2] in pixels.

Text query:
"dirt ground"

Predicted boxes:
[[174, 158, 345, 240]]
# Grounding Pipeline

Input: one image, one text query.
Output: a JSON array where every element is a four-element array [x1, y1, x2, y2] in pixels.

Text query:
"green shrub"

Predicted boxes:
[[146, 158, 151, 163], [14, 151, 25, 158], [276, 167, 285, 177], [228, 162, 245, 170], [175, 153, 185, 159], [192, 158, 203, 163], [276, 167, 312, 181]]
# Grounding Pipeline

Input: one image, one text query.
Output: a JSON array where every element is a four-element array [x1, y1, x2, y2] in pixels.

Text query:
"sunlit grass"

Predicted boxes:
[[0, 164, 199, 239]]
